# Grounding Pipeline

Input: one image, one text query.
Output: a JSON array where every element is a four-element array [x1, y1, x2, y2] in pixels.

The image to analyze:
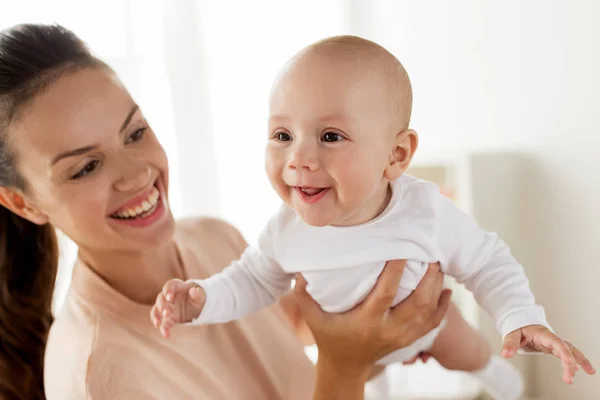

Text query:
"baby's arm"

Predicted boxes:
[[435, 193, 549, 336], [153, 210, 293, 330], [191, 246, 293, 324], [151, 247, 291, 335], [436, 194, 595, 382]]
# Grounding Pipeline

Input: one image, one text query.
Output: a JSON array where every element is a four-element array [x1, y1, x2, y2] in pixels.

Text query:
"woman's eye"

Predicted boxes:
[[125, 128, 146, 144], [322, 132, 344, 142], [277, 132, 292, 142], [71, 160, 100, 180]]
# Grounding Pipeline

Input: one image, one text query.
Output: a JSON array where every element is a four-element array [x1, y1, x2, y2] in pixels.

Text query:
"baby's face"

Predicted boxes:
[[266, 54, 400, 227]]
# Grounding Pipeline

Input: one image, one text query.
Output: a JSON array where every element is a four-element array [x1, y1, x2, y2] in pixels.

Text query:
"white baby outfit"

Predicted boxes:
[[192, 175, 550, 363]]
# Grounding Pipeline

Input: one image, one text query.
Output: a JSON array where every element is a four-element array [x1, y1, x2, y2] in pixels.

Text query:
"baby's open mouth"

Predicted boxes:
[[300, 187, 326, 196], [294, 186, 330, 204]]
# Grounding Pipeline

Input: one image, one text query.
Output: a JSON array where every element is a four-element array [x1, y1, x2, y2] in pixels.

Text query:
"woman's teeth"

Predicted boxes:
[[112, 187, 160, 219]]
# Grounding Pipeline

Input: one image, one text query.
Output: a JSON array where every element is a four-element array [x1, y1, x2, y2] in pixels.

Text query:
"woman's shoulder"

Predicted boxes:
[[45, 295, 96, 399], [176, 216, 248, 254], [177, 216, 243, 239]]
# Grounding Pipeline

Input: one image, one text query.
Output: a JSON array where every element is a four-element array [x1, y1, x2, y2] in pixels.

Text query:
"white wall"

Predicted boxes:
[[358, 1, 599, 398]]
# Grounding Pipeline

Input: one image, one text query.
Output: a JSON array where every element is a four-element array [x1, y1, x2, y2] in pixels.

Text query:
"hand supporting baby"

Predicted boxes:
[[150, 279, 206, 338], [502, 325, 595, 384]]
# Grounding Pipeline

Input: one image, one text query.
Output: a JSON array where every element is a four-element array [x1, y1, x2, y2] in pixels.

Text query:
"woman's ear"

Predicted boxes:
[[0, 187, 49, 225], [384, 129, 418, 180]]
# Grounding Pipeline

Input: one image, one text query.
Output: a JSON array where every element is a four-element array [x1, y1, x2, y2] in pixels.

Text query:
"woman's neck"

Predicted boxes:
[[78, 240, 185, 305]]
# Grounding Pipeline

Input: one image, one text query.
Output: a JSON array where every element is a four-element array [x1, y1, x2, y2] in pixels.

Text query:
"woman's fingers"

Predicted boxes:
[[426, 288, 451, 330], [388, 273, 450, 348], [392, 263, 443, 322], [430, 263, 445, 306], [363, 260, 407, 315], [413, 264, 442, 312], [293, 273, 325, 325]]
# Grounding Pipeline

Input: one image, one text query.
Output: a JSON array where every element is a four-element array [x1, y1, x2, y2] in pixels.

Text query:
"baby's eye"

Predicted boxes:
[[322, 132, 344, 143], [277, 132, 292, 142]]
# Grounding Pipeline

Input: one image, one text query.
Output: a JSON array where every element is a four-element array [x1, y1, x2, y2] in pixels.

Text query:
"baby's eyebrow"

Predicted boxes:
[[318, 113, 348, 124], [268, 114, 291, 123], [269, 113, 351, 124]]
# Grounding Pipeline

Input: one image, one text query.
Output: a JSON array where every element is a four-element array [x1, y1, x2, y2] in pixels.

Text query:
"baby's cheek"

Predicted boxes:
[[264, 161, 284, 194], [337, 169, 372, 201], [265, 150, 283, 178]]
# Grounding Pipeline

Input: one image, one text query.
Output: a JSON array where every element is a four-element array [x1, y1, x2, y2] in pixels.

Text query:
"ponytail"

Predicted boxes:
[[0, 206, 58, 399], [0, 23, 102, 399]]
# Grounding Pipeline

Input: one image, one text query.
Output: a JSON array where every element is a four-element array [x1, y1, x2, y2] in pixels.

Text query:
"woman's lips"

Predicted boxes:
[[110, 191, 166, 228]]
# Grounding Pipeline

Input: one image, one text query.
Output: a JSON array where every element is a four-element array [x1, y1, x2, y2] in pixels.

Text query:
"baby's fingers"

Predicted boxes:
[[160, 316, 176, 339], [566, 341, 596, 375], [502, 330, 522, 359], [155, 292, 174, 317], [163, 278, 186, 302], [188, 285, 206, 310], [548, 338, 577, 384], [150, 305, 162, 329]]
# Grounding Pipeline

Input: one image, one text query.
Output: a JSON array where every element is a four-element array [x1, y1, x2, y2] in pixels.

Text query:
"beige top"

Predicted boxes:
[[44, 218, 315, 400]]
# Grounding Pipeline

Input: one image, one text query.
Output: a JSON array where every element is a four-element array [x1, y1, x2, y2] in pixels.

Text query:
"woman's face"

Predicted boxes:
[[9, 68, 175, 251]]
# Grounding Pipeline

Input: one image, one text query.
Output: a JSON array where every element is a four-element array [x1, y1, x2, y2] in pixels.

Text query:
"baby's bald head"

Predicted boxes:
[[275, 35, 413, 132], [266, 36, 418, 225]]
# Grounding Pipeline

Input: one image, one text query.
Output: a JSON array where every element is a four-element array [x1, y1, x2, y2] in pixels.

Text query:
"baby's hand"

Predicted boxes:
[[150, 279, 206, 339], [502, 324, 596, 384]]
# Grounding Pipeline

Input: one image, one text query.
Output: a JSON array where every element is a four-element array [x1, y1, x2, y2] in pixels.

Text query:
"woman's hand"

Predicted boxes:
[[279, 291, 315, 346], [293, 260, 451, 400]]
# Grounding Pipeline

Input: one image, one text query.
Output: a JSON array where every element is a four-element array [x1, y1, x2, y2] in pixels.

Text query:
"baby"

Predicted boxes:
[[152, 36, 594, 399]]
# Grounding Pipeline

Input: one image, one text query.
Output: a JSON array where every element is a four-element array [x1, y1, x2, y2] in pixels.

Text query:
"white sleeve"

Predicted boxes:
[[435, 195, 551, 337], [190, 245, 292, 324]]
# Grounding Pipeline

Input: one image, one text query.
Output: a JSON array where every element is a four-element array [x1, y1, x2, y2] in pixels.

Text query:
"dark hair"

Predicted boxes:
[[0, 24, 104, 400]]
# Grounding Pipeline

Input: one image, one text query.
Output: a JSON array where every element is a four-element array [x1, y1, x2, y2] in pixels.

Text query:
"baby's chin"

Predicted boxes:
[[295, 210, 335, 227]]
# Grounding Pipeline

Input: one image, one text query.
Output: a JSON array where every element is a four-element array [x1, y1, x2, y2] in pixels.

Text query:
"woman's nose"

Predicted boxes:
[[113, 158, 152, 193]]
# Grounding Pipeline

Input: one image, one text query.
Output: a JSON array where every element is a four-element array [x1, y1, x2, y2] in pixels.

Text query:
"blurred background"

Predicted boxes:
[[2, 0, 598, 399]]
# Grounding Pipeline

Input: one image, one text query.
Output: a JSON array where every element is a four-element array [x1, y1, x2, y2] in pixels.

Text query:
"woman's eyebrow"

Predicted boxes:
[[51, 104, 140, 166]]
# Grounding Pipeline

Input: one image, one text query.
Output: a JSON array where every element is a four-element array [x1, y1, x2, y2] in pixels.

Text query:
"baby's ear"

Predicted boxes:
[[384, 129, 418, 180]]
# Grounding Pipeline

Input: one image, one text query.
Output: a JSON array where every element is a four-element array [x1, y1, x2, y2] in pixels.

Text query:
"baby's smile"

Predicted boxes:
[[293, 186, 330, 204]]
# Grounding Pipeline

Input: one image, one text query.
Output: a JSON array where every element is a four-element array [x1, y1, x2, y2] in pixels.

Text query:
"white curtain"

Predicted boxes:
[[163, 0, 220, 218]]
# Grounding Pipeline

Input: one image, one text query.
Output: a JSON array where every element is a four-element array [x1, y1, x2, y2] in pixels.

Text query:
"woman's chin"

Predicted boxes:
[[128, 217, 176, 249], [109, 205, 176, 249]]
